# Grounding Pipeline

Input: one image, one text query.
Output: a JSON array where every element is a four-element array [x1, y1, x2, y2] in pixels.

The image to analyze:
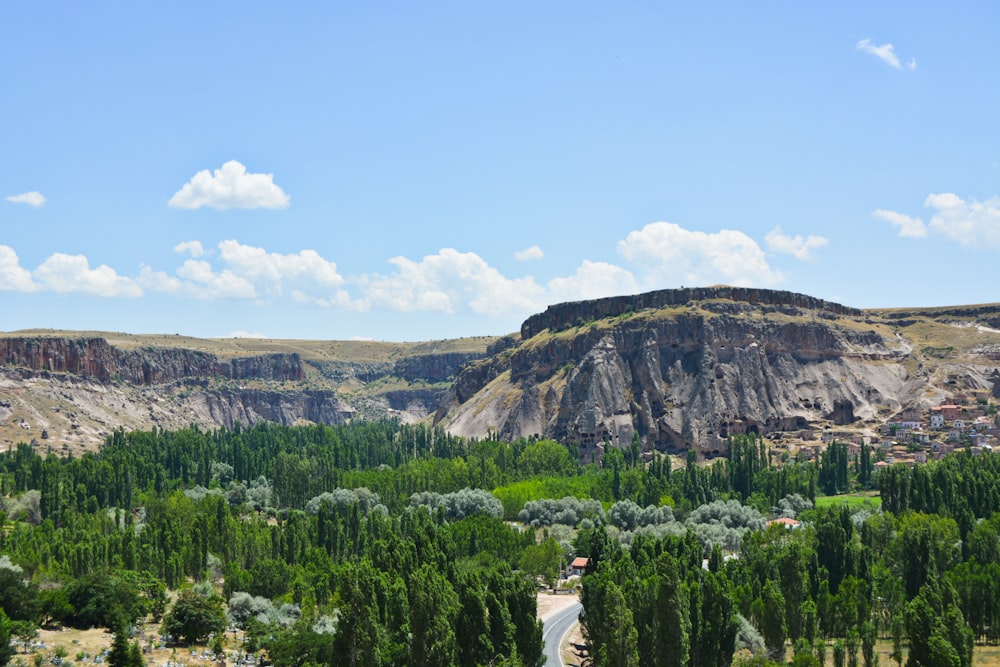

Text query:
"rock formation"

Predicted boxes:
[[4, 287, 1000, 457], [0, 337, 304, 384], [436, 287, 1000, 456], [0, 334, 489, 452]]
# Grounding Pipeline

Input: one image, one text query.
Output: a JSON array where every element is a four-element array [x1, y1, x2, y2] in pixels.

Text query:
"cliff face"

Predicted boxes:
[[6, 288, 1000, 456], [0, 335, 490, 452], [437, 288, 1000, 455], [0, 338, 304, 384], [192, 388, 355, 428], [520, 286, 861, 339]]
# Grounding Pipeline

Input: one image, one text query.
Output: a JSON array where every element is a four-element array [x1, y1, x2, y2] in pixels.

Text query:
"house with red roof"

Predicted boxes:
[[569, 557, 591, 576]]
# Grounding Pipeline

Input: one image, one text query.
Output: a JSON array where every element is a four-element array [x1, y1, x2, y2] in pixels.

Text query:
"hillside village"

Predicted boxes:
[[790, 390, 1000, 468]]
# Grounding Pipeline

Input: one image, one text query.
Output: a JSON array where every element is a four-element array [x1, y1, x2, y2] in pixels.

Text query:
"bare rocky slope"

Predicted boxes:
[[0, 332, 496, 453], [434, 287, 1000, 457], [4, 287, 1000, 457]]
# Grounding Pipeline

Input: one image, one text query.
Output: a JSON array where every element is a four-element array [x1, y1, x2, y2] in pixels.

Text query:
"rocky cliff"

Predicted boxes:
[[520, 286, 862, 339], [5, 288, 1000, 457], [436, 288, 1000, 456], [0, 333, 492, 452], [0, 337, 305, 384]]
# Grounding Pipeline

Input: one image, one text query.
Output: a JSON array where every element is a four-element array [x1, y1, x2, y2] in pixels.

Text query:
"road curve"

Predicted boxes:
[[542, 600, 583, 666]]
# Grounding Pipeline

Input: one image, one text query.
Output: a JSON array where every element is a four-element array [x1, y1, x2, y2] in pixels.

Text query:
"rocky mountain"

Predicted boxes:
[[434, 287, 1000, 457], [4, 287, 1000, 457], [0, 332, 495, 453]]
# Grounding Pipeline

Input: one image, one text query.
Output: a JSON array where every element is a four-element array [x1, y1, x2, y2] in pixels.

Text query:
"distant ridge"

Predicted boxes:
[[521, 286, 861, 339]]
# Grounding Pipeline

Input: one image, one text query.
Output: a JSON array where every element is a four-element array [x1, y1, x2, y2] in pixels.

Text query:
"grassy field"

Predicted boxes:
[[11, 625, 231, 667], [790, 638, 1000, 666], [814, 492, 882, 511]]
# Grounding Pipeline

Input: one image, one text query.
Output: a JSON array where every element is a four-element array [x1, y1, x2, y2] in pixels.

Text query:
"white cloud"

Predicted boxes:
[[0, 246, 37, 292], [168, 160, 290, 210], [616, 221, 784, 288], [360, 248, 545, 315], [181, 260, 259, 298], [174, 240, 206, 257], [907, 58, 917, 71], [874, 193, 1000, 246], [34, 253, 142, 297], [6, 191, 46, 208], [764, 226, 828, 260], [218, 241, 344, 291], [141, 240, 352, 306], [856, 38, 902, 68], [514, 245, 544, 261], [137, 262, 257, 300], [546, 261, 639, 303], [227, 330, 267, 339], [925, 192, 1000, 247], [873, 208, 928, 238]]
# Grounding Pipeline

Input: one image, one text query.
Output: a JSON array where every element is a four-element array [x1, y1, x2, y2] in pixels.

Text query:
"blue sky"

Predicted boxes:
[[2, 2, 998, 341]]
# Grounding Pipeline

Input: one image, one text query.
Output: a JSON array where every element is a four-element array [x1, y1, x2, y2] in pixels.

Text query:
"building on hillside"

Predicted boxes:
[[941, 405, 962, 420], [569, 557, 591, 576]]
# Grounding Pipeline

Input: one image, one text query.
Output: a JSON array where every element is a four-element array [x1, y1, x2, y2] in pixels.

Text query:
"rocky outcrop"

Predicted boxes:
[[317, 351, 486, 385], [0, 337, 304, 384], [5, 288, 1000, 457], [521, 286, 862, 339], [194, 388, 355, 428], [438, 288, 1000, 456], [0, 335, 491, 452], [877, 303, 1000, 328]]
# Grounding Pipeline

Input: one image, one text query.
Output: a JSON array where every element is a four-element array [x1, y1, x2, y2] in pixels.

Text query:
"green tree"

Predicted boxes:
[[596, 581, 639, 667], [0, 608, 15, 667], [128, 640, 144, 667], [904, 581, 973, 667], [845, 628, 859, 667], [0, 561, 39, 623], [455, 575, 494, 667], [408, 563, 459, 667], [108, 628, 131, 667], [519, 538, 563, 589], [890, 616, 904, 667], [814, 639, 827, 667], [693, 570, 738, 667], [760, 580, 787, 662], [163, 590, 226, 645], [517, 440, 576, 477], [653, 554, 690, 667], [331, 560, 382, 666], [861, 622, 876, 667], [833, 640, 845, 667]]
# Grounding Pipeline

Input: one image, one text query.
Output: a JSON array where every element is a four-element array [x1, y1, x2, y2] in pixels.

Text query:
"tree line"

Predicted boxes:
[[4, 420, 988, 667]]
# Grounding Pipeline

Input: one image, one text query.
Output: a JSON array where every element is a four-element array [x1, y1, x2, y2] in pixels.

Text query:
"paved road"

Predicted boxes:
[[542, 600, 583, 667]]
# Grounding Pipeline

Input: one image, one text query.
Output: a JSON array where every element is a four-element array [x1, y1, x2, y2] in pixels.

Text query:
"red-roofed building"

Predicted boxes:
[[569, 557, 591, 576], [941, 405, 962, 421], [766, 517, 801, 530]]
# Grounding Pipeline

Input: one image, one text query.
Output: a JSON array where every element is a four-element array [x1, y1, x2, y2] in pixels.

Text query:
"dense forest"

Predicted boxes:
[[0, 422, 998, 666]]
